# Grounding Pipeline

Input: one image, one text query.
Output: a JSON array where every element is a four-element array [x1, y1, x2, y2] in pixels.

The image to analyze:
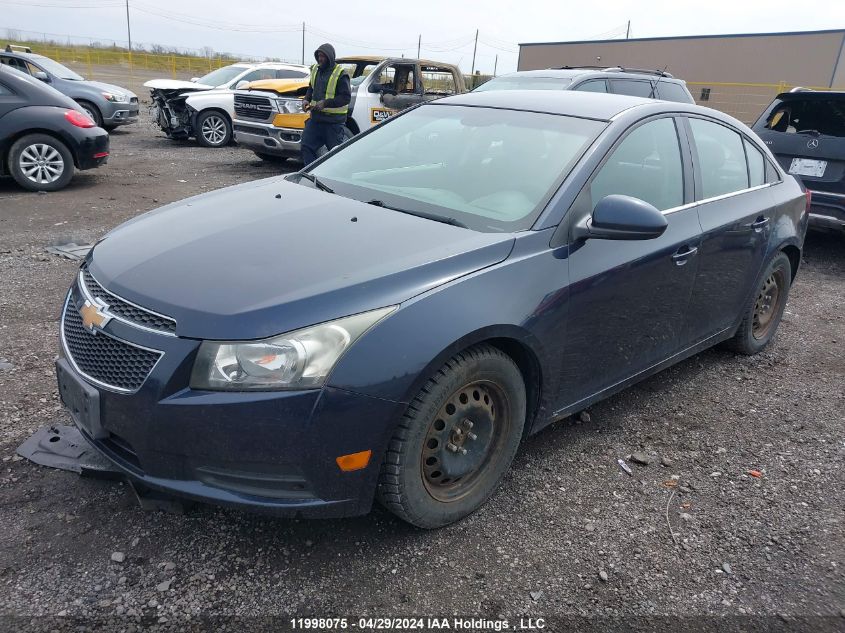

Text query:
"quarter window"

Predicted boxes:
[[689, 118, 749, 198], [656, 82, 691, 103], [744, 138, 766, 187], [590, 117, 684, 211]]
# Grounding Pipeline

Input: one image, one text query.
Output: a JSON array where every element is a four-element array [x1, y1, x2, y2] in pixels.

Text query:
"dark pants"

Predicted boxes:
[[301, 119, 346, 166]]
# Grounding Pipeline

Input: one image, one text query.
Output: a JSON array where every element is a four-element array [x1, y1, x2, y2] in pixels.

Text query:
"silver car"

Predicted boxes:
[[1, 44, 138, 130]]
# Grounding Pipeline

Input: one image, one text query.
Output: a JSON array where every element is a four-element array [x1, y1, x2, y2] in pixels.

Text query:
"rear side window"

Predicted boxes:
[[656, 82, 691, 103], [610, 79, 654, 98], [689, 118, 749, 198], [276, 69, 308, 79], [744, 139, 766, 187], [762, 98, 845, 137], [420, 67, 457, 95], [574, 80, 607, 93], [590, 117, 684, 211]]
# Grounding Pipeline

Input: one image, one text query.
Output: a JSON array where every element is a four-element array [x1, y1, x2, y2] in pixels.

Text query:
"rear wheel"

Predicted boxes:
[[195, 110, 231, 147], [724, 252, 792, 355], [76, 100, 102, 127], [8, 134, 75, 192], [377, 344, 526, 528]]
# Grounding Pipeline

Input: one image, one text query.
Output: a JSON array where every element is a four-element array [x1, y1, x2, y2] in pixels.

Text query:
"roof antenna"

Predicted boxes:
[[652, 65, 669, 98]]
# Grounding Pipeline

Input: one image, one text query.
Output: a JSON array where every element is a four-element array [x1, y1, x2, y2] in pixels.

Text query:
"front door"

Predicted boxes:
[[683, 116, 772, 341], [556, 116, 701, 412]]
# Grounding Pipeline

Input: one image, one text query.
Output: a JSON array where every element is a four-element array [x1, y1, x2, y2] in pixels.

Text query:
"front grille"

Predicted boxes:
[[234, 123, 269, 136], [62, 299, 162, 392], [234, 95, 274, 121], [82, 267, 176, 334]]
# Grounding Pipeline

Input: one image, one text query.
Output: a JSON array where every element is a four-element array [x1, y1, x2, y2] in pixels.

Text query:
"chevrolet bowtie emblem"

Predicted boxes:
[[79, 299, 111, 333]]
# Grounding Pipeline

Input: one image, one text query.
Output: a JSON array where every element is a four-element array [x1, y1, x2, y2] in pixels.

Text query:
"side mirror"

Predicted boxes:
[[190, 77, 200, 83], [33, 71, 50, 82], [574, 194, 668, 241], [368, 83, 384, 94], [235, 80, 249, 90]]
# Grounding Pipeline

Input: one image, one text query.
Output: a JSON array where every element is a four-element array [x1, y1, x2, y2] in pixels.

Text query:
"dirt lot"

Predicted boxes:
[[0, 116, 843, 631]]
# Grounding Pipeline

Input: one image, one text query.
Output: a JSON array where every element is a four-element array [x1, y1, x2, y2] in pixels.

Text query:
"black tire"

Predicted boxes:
[[723, 252, 792, 355], [195, 110, 232, 148], [8, 133, 75, 192], [377, 344, 526, 529], [254, 152, 288, 163], [76, 100, 102, 127], [103, 125, 119, 133]]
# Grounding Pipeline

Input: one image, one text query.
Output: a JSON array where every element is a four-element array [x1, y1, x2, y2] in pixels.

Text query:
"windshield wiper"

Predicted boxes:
[[298, 172, 335, 194], [366, 199, 468, 228]]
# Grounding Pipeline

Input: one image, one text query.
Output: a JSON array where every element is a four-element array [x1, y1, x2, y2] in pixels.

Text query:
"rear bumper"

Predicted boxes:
[[233, 120, 302, 158], [808, 189, 845, 232], [75, 132, 110, 170]]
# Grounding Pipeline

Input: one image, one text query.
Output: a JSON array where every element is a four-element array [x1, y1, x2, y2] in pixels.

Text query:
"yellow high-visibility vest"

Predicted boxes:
[[309, 64, 348, 116]]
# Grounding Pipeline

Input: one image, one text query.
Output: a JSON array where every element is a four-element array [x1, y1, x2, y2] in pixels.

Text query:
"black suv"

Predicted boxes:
[[474, 66, 695, 103], [753, 90, 845, 234], [0, 64, 108, 192]]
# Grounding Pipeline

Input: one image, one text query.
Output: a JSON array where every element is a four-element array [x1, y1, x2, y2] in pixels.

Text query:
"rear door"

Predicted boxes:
[[683, 116, 774, 342], [753, 94, 845, 197]]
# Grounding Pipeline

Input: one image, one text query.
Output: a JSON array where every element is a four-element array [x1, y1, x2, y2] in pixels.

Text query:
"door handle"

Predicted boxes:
[[751, 216, 770, 232], [671, 245, 698, 265]]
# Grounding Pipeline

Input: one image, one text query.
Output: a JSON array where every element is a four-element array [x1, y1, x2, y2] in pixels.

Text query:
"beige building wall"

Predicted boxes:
[[518, 30, 845, 123]]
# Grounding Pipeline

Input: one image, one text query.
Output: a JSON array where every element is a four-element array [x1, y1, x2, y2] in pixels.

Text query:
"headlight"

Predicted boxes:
[[190, 306, 396, 391], [275, 98, 304, 114], [102, 91, 129, 103]]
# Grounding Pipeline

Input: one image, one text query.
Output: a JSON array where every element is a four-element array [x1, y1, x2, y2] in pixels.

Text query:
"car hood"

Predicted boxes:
[[143, 79, 215, 91], [241, 78, 309, 96], [87, 80, 137, 98], [89, 179, 515, 340]]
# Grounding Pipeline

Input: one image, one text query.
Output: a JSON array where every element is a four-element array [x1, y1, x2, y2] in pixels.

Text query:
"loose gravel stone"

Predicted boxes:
[[110, 552, 125, 563], [630, 452, 653, 466]]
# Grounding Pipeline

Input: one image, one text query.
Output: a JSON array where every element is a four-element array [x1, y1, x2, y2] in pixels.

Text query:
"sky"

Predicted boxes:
[[1, 0, 844, 75]]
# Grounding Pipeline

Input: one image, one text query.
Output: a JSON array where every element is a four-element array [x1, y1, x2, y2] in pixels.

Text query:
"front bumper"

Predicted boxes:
[[57, 277, 402, 517], [102, 99, 140, 126], [233, 120, 303, 158], [808, 189, 845, 233]]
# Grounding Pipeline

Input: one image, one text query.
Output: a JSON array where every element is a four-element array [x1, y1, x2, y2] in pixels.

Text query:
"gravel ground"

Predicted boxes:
[[0, 115, 843, 632]]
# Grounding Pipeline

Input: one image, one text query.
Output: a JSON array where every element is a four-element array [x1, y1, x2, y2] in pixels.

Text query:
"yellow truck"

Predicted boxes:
[[233, 56, 466, 162]]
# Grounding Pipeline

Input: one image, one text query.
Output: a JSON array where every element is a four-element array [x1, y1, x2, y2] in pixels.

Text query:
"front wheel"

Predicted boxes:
[[724, 252, 792, 355], [76, 100, 102, 127], [195, 110, 232, 147], [377, 344, 526, 529], [8, 134, 75, 192]]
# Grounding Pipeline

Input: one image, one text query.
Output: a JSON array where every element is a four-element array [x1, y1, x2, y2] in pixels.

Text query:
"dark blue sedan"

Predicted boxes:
[[57, 90, 808, 528]]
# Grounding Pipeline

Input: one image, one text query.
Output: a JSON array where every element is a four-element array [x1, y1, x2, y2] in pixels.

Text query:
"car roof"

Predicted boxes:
[[495, 68, 684, 83], [772, 90, 845, 101], [434, 89, 655, 120]]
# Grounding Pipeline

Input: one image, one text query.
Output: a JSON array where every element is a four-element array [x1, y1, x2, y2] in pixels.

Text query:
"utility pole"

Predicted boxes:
[[417, 34, 421, 58], [125, 0, 132, 51], [626, 20, 631, 39], [301, 22, 305, 65], [493, 54, 498, 77], [470, 29, 478, 76]]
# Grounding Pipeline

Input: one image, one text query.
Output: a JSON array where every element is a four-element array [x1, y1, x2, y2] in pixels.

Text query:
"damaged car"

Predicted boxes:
[[145, 62, 309, 147], [57, 91, 806, 528]]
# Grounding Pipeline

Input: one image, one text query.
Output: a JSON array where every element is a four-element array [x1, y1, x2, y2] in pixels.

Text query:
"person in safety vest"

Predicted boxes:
[[301, 43, 352, 165]]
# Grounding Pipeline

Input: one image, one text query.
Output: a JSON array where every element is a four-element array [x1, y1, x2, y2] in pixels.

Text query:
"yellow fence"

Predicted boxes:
[[11, 43, 238, 78], [686, 81, 845, 125]]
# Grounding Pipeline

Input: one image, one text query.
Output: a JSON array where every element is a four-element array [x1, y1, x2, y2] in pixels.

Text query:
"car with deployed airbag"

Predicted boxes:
[[57, 90, 807, 528]]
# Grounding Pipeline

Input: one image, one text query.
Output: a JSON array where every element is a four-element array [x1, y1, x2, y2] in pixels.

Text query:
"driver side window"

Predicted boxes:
[[590, 117, 684, 212]]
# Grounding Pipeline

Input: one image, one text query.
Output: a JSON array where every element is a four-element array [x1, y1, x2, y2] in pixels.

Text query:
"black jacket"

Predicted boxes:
[[304, 43, 351, 124]]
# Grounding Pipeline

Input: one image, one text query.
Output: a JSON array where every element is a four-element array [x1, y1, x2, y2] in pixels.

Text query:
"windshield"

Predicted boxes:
[[309, 104, 604, 232], [197, 65, 249, 86], [475, 76, 571, 92], [29, 55, 83, 80]]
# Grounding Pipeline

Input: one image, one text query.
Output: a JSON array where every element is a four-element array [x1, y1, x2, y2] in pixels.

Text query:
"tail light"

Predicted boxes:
[[64, 110, 96, 128], [804, 189, 812, 216]]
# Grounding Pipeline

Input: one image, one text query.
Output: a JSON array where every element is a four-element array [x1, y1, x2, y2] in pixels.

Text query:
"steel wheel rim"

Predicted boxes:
[[19, 143, 64, 184], [752, 269, 786, 339], [421, 380, 511, 503], [202, 115, 227, 145]]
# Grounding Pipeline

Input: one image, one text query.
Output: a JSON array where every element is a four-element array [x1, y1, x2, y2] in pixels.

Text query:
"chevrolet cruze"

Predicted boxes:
[[57, 91, 808, 528]]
